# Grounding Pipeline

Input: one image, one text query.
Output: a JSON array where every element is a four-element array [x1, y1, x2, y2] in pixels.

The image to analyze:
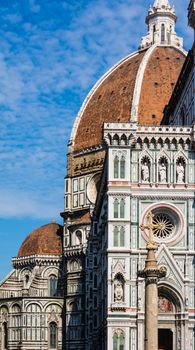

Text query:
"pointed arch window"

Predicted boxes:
[[161, 23, 165, 42], [50, 275, 57, 297], [114, 199, 119, 218], [120, 227, 125, 246], [113, 333, 118, 350], [114, 155, 126, 179], [114, 226, 119, 246], [113, 226, 125, 247], [120, 157, 125, 179], [114, 156, 119, 178], [50, 322, 57, 349], [120, 199, 125, 219], [113, 330, 125, 350], [119, 333, 125, 350], [114, 199, 125, 219]]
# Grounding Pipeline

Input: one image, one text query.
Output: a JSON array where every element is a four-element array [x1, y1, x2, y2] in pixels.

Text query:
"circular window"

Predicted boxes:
[[141, 203, 184, 245], [153, 213, 175, 239]]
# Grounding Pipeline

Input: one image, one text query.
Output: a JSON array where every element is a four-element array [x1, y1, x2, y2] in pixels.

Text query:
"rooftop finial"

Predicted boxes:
[[140, 0, 183, 49]]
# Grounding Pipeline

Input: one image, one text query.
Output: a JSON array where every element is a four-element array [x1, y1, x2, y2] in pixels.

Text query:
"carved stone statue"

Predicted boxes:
[[159, 162, 167, 183], [114, 279, 123, 302], [141, 162, 150, 182], [177, 162, 185, 183]]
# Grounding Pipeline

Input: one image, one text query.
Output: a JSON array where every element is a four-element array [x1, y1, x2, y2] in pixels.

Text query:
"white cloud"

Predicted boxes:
[[0, 0, 193, 219]]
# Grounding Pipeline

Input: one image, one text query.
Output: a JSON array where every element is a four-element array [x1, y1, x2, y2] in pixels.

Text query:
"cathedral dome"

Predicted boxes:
[[69, 0, 186, 154], [71, 45, 185, 153], [17, 223, 63, 257]]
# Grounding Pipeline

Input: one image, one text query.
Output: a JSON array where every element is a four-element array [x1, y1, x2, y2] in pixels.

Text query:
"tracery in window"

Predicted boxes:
[[114, 156, 119, 178], [114, 199, 119, 218], [120, 199, 125, 218], [113, 226, 125, 247], [114, 199, 125, 219], [113, 329, 125, 350], [120, 157, 125, 179]]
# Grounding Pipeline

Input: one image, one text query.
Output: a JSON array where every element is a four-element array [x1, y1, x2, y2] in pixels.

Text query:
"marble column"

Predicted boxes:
[[139, 211, 166, 350]]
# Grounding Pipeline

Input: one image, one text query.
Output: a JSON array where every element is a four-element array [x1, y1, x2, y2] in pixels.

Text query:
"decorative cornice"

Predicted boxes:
[[64, 244, 87, 257], [12, 254, 62, 268]]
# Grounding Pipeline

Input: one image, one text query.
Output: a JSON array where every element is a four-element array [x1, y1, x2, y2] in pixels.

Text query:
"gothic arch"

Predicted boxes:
[[26, 302, 42, 312], [112, 259, 126, 278], [112, 134, 120, 146], [157, 152, 170, 183], [113, 273, 125, 304], [44, 302, 63, 313], [42, 266, 60, 278], [174, 152, 187, 183], [158, 283, 183, 313], [19, 267, 32, 281], [10, 303, 21, 312], [140, 150, 153, 183], [120, 134, 127, 145]]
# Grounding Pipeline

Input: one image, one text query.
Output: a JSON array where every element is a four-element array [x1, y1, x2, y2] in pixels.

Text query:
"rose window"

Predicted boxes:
[[153, 213, 175, 239], [141, 203, 184, 245]]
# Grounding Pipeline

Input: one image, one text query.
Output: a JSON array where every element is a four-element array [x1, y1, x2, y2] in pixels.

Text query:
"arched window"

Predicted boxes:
[[49, 275, 57, 297], [114, 199, 119, 218], [113, 333, 118, 350], [2, 322, 8, 350], [119, 333, 125, 349], [113, 330, 125, 350], [120, 199, 125, 219], [114, 226, 125, 247], [161, 23, 165, 42], [25, 275, 29, 285], [114, 226, 119, 246], [120, 227, 125, 246], [114, 156, 119, 178], [75, 230, 82, 245], [120, 157, 125, 179], [50, 322, 57, 349], [153, 24, 156, 43]]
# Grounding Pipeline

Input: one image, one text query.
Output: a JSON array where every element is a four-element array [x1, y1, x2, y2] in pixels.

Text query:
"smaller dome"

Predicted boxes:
[[18, 223, 63, 257]]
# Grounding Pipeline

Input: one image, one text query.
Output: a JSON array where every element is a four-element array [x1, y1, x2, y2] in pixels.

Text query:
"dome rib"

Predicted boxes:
[[131, 45, 157, 122], [70, 45, 186, 153], [69, 49, 141, 152]]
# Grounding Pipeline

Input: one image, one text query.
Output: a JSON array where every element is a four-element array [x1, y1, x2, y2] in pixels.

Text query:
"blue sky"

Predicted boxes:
[[0, 0, 193, 280]]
